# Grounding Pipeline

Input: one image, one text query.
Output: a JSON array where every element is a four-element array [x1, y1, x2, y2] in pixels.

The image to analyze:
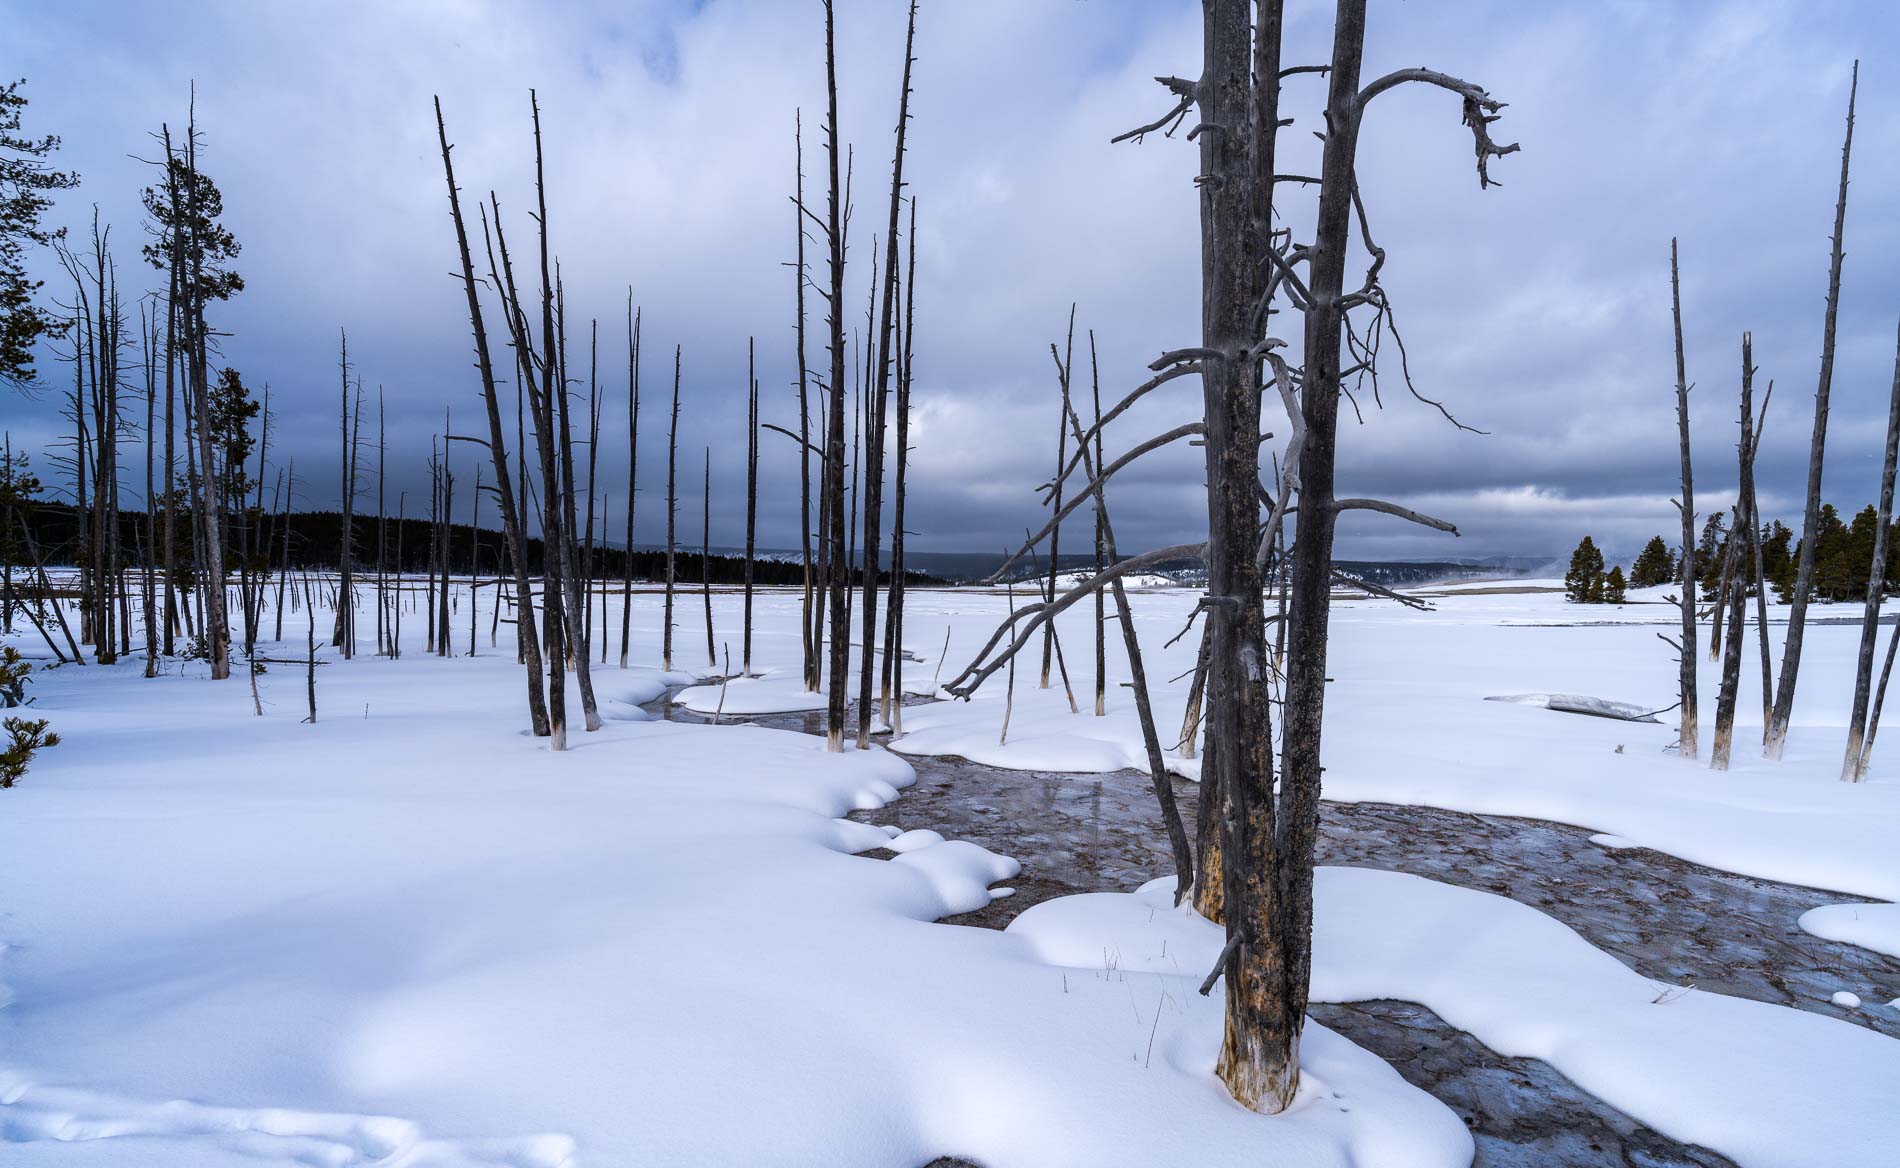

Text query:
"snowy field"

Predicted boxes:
[[3, 580, 1897, 1167]]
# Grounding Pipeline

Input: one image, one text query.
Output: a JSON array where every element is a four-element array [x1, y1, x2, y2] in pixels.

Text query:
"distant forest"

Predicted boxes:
[[10, 502, 943, 588]]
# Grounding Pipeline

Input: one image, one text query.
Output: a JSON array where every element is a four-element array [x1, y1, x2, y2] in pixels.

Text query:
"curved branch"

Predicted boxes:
[[944, 542, 1208, 696], [1354, 68, 1519, 188], [1111, 76, 1201, 145], [979, 421, 1204, 582], [1048, 361, 1204, 493], [1334, 497, 1459, 535]]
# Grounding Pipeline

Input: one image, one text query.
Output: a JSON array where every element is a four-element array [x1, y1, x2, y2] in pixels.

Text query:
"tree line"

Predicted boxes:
[[1568, 502, 1900, 607]]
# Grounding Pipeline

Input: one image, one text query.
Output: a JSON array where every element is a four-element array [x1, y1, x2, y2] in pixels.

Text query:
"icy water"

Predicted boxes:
[[653, 693, 1898, 1168]]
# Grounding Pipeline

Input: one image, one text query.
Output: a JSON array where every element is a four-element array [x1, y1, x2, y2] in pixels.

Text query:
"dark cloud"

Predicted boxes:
[[7, 0, 1898, 569]]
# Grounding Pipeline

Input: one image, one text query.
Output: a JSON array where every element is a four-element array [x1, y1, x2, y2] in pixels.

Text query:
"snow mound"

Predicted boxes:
[[1798, 902, 1900, 959], [1010, 866, 1900, 1168]]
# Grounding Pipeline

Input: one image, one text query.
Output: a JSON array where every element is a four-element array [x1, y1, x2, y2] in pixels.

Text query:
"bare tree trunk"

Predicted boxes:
[[855, 2, 917, 746], [702, 447, 715, 668], [1670, 239, 1698, 759], [1041, 308, 1074, 690], [1767, 62, 1857, 761], [332, 333, 355, 656], [821, 0, 851, 750], [885, 206, 916, 734], [794, 111, 818, 693], [621, 297, 639, 669], [1843, 319, 1900, 780], [744, 337, 758, 675], [435, 98, 549, 734], [1208, 0, 1289, 1112], [1712, 335, 1757, 770], [664, 345, 680, 672], [1080, 331, 1193, 900], [583, 318, 601, 664], [142, 304, 159, 675]]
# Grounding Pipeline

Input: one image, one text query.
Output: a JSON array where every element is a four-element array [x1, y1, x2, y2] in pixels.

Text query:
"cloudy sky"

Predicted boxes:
[[8, 0, 1900, 565]]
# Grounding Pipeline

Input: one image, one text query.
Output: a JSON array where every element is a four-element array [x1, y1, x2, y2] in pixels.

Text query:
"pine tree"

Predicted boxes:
[[1603, 564, 1627, 604], [1697, 513, 1728, 599], [1565, 535, 1605, 604], [0, 80, 81, 390], [1631, 534, 1673, 588]]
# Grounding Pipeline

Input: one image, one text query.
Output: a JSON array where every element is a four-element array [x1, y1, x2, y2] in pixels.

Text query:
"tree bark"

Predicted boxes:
[[1767, 62, 1857, 761], [1842, 318, 1900, 780], [1670, 238, 1698, 759]]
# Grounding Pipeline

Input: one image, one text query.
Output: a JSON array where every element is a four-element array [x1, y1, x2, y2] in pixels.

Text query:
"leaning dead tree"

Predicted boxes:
[[943, 0, 1509, 1113], [1711, 334, 1766, 771], [1669, 240, 1698, 759], [1842, 319, 1900, 781], [855, 0, 918, 748], [1766, 62, 1857, 762], [819, 0, 852, 750]]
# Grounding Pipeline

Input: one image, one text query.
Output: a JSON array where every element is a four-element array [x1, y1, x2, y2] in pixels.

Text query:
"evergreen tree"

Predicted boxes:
[[1603, 564, 1627, 604], [1697, 513, 1728, 600], [0, 79, 80, 390], [1764, 520, 1795, 601], [1565, 535, 1605, 604], [1809, 503, 1852, 602], [1630, 535, 1673, 588]]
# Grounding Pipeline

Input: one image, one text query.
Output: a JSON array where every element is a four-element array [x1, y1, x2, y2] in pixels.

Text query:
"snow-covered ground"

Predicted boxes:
[[3, 580, 1897, 1166]]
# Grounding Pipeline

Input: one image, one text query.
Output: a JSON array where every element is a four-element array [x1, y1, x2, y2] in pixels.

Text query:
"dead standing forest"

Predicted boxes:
[[0, 0, 1893, 1123]]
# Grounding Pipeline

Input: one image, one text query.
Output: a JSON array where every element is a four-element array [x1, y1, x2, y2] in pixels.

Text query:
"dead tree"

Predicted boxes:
[[820, 0, 851, 750], [583, 319, 602, 664], [702, 447, 715, 669], [1041, 307, 1075, 692], [944, 0, 1508, 1113], [744, 337, 759, 675], [1712, 335, 1759, 770], [1842, 318, 1900, 780], [549, 268, 601, 729], [1670, 239, 1698, 758], [621, 296, 639, 669], [793, 111, 819, 692], [664, 345, 681, 671], [1767, 62, 1857, 761], [882, 201, 917, 731], [1079, 329, 1192, 899], [435, 97, 549, 736], [853, 0, 918, 746]]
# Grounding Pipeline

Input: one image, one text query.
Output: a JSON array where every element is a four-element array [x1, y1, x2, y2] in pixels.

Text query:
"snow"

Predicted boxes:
[[1799, 902, 1900, 959], [1832, 991, 1863, 1009], [0, 590, 1466, 1168], [1013, 868, 1900, 1168], [884, 586, 1900, 905], [6, 581, 1900, 1165]]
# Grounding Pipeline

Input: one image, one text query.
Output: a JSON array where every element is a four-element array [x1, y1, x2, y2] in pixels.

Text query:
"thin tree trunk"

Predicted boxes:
[[794, 111, 818, 692], [855, 2, 917, 746], [664, 346, 680, 672], [702, 447, 715, 669], [1671, 239, 1698, 759], [822, 0, 851, 750], [744, 337, 758, 676], [1042, 308, 1074, 690], [1843, 318, 1900, 780], [434, 98, 549, 734], [1081, 331, 1192, 899], [885, 205, 916, 734], [1767, 62, 1857, 761], [621, 296, 639, 669], [1712, 335, 1757, 770]]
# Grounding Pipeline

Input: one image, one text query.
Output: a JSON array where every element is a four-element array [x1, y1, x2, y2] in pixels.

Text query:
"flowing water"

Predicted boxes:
[[652, 693, 1898, 1167]]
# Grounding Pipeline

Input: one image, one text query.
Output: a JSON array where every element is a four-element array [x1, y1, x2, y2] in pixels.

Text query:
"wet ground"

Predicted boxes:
[[652, 692, 1898, 1167]]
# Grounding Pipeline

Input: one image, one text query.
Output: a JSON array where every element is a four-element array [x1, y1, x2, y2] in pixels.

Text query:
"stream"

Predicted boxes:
[[650, 692, 1899, 1167]]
